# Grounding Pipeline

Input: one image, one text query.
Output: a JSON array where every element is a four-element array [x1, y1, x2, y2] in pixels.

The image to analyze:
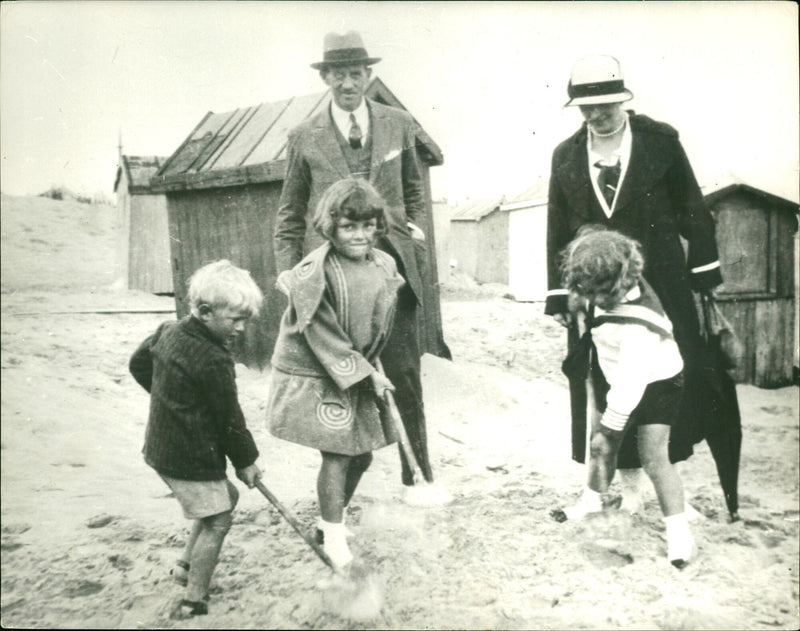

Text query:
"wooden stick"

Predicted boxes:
[[254, 479, 335, 570], [382, 389, 427, 487]]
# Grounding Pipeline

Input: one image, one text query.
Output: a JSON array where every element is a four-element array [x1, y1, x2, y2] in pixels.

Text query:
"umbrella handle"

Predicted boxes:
[[254, 479, 335, 570]]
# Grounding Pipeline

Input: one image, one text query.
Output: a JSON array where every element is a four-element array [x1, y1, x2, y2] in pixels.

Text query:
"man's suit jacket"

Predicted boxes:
[[275, 98, 427, 303]]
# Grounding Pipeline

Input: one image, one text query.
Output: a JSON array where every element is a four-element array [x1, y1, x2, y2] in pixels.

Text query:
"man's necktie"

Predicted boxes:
[[348, 113, 363, 149], [595, 161, 621, 208]]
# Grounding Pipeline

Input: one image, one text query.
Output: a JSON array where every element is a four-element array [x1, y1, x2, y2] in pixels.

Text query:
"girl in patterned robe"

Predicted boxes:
[[267, 178, 403, 568]]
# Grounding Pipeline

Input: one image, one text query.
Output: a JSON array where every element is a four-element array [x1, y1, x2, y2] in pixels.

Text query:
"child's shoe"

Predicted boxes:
[[169, 598, 208, 620], [319, 520, 353, 569], [552, 486, 603, 522], [664, 512, 695, 568]]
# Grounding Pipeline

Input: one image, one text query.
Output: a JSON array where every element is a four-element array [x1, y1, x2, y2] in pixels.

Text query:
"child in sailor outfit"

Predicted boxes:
[[555, 226, 694, 568]]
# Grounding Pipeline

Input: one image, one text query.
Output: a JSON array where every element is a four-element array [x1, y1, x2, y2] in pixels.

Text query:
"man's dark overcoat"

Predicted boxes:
[[546, 112, 724, 467]]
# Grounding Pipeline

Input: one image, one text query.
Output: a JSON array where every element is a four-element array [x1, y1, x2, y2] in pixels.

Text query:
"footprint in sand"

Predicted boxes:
[[86, 514, 115, 529], [1, 540, 24, 552], [580, 542, 634, 568], [108, 554, 133, 570], [62, 580, 104, 598], [759, 405, 793, 416]]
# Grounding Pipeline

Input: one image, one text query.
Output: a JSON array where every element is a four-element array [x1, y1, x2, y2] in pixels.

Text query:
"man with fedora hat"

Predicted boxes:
[[274, 31, 450, 512], [545, 55, 724, 544]]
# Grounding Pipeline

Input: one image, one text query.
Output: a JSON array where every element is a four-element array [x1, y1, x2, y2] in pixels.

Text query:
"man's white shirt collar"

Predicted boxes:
[[587, 112, 632, 217], [330, 98, 370, 145]]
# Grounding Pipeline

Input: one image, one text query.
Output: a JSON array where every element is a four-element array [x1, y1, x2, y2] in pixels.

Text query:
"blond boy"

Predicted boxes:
[[130, 260, 264, 618]]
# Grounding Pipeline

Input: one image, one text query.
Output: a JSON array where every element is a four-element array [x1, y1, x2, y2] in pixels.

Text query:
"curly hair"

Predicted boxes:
[[560, 225, 644, 310], [313, 177, 387, 242]]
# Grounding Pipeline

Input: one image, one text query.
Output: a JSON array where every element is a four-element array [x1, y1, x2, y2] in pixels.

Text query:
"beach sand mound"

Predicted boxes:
[[1, 194, 798, 628]]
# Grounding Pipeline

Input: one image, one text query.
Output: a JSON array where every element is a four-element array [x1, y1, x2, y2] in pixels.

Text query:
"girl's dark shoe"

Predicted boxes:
[[169, 598, 208, 620]]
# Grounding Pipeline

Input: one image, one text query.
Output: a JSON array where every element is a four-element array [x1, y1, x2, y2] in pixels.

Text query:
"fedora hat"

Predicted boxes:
[[564, 55, 633, 107], [310, 31, 382, 70]]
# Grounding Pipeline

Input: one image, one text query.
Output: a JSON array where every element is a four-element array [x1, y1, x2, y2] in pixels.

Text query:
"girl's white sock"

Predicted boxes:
[[319, 519, 353, 568], [318, 516, 354, 538]]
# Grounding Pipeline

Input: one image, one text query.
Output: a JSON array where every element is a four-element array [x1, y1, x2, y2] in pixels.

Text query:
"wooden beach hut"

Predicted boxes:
[[449, 198, 507, 285], [703, 182, 798, 387], [150, 78, 448, 368], [448, 180, 549, 300], [114, 155, 172, 293]]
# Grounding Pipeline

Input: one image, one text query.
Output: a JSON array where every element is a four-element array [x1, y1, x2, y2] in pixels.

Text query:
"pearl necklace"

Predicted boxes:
[[590, 116, 626, 138]]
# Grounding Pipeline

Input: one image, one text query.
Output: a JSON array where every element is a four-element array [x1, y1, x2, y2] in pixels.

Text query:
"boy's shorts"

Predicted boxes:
[[159, 474, 237, 519]]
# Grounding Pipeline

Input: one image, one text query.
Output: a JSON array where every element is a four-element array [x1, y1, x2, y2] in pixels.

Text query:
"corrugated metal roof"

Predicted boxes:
[[450, 198, 503, 221], [114, 155, 167, 193], [508, 179, 549, 204], [152, 77, 442, 192]]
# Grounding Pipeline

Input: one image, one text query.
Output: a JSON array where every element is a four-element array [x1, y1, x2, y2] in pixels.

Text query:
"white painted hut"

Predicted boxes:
[[501, 182, 549, 302]]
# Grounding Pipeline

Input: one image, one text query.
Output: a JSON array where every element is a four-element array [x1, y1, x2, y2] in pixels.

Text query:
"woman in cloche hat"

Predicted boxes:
[[543, 54, 728, 567]]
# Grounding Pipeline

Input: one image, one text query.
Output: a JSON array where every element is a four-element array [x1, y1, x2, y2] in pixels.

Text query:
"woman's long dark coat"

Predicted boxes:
[[546, 112, 723, 467]]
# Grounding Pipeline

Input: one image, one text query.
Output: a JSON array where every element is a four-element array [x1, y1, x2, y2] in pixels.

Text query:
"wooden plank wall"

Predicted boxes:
[[449, 221, 479, 278], [116, 176, 131, 288], [166, 177, 451, 366], [754, 298, 794, 387], [167, 182, 285, 369], [476, 211, 509, 285], [129, 194, 173, 294], [712, 194, 797, 387], [720, 297, 794, 387]]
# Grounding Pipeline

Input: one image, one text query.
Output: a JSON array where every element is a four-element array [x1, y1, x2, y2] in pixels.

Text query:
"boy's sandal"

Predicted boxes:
[[170, 560, 190, 586], [169, 598, 208, 620], [550, 508, 568, 523]]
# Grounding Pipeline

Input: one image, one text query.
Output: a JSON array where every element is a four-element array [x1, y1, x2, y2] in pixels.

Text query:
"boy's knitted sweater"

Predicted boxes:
[[129, 316, 259, 480]]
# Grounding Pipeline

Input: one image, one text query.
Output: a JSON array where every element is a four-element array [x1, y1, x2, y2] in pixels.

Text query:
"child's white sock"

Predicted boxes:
[[318, 516, 354, 538], [664, 512, 694, 568], [319, 519, 353, 568], [562, 486, 603, 520]]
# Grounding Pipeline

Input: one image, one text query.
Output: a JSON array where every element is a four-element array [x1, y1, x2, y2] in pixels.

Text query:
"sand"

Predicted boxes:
[[1, 194, 798, 629]]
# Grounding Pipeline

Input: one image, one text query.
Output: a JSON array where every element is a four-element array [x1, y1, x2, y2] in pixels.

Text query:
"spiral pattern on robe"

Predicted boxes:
[[295, 259, 316, 280], [330, 355, 358, 377], [316, 401, 354, 430]]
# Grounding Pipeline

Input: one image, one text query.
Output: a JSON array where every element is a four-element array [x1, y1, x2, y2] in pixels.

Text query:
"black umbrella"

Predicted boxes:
[[692, 294, 743, 521]]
